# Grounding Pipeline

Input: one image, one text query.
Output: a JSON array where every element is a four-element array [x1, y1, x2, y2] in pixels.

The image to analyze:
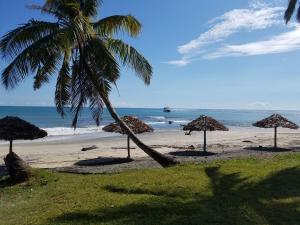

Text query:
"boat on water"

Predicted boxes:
[[163, 107, 171, 113]]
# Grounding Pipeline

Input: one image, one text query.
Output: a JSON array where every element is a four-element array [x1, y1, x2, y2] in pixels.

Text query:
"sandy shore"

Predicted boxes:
[[1, 127, 300, 172]]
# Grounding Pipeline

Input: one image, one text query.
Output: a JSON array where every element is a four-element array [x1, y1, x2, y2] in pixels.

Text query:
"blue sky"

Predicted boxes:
[[1, 0, 300, 109]]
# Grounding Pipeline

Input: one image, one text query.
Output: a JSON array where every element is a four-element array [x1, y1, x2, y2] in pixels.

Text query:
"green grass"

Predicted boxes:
[[0, 154, 300, 225]]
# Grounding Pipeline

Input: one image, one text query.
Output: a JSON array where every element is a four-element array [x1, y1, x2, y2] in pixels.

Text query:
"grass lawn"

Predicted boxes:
[[0, 153, 299, 225]]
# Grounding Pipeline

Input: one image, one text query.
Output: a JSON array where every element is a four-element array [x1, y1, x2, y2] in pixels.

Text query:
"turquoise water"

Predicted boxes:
[[1, 106, 300, 135]]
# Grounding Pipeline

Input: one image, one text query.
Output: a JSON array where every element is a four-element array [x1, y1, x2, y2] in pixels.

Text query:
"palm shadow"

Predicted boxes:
[[103, 184, 185, 198], [0, 165, 14, 188], [49, 166, 300, 225], [245, 146, 292, 152], [169, 150, 216, 157], [74, 157, 133, 166], [0, 165, 7, 176]]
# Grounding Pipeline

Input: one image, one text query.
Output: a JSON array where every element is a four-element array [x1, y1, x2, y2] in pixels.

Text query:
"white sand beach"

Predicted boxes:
[[1, 127, 300, 169]]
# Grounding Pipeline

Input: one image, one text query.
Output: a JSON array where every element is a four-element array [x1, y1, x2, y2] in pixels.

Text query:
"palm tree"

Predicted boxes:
[[0, 0, 177, 167], [285, 0, 300, 23]]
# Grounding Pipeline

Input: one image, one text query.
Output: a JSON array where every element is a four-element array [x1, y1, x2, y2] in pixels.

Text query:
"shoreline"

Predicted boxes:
[[1, 128, 300, 171], [0, 125, 295, 144]]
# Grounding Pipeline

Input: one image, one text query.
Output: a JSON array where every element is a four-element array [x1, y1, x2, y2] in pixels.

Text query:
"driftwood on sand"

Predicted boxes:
[[81, 145, 98, 152]]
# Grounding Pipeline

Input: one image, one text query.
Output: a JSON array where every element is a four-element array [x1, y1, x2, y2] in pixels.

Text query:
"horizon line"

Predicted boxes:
[[1, 105, 300, 111]]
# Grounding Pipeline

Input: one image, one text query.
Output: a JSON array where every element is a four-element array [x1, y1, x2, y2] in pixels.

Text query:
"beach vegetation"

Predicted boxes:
[[0, 153, 299, 225]]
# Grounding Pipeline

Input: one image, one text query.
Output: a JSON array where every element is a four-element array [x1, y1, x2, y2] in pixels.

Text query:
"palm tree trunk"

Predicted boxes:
[[9, 140, 13, 154], [100, 94, 178, 167], [75, 43, 177, 167], [274, 127, 277, 149], [127, 135, 131, 159], [203, 130, 207, 152]]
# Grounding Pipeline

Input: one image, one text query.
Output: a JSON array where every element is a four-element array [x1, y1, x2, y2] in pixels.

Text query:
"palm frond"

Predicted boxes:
[[33, 52, 61, 90], [0, 20, 59, 58], [72, 12, 96, 40], [84, 38, 120, 85], [105, 38, 152, 85], [296, 4, 300, 22], [93, 15, 141, 37], [285, 0, 298, 23], [41, 0, 86, 24], [70, 57, 88, 128], [68, 37, 117, 127], [78, 0, 102, 17], [1, 32, 61, 89], [26, 4, 65, 20], [88, 88, 104, 126], [71, 94, 86, 128], [55, 51, 71, 116]]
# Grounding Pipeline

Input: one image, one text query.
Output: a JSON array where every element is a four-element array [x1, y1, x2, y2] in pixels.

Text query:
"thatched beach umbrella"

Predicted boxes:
[[253, 114, 299, 149], [0, 116, 47, 181], [0, 116, 48, 152], [103, 116, 154, 158], [183, 115, 229, 152]]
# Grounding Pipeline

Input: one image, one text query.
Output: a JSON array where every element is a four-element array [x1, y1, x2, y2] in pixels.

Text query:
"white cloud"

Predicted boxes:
[[163, 58, 190, 67], [178, 6, 283, 55], [166, 0, 288, 66], [249, 0, 268, 9], [205, 27, 300, 59]]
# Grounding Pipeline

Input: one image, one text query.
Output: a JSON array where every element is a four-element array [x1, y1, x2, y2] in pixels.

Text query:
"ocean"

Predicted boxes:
[[1, 106, 300, 136]]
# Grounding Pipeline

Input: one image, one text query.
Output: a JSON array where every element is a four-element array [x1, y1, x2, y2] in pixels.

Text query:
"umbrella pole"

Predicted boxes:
[[127, 135, 131, 159], [203, 130, 207, 152], [9, 140, 13, 154], [274, 127, 277, 149]]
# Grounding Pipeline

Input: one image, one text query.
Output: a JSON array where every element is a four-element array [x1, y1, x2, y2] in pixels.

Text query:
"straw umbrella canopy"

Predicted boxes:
[[183, 115, 229, 152], [103, 116, 154, 158], [0, 116, 47, 152], [253, 114, 299, 149], [0, 116, 47, 181]]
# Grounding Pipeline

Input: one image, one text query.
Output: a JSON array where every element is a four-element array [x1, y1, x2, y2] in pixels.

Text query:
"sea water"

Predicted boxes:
[[1, 106, 300, 136]]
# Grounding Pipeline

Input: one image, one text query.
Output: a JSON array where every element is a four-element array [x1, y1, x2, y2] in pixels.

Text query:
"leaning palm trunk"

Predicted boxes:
[[78, 43, 178, 167], [100, 94, 178, 167]]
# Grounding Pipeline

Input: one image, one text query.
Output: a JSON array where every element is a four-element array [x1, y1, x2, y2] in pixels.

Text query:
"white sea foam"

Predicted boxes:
[[172, 120, 190, 124], [146, 121, 167, 125], [44, 126, 105, 136], [146, 120, 190, 125], [148, 116, 166, 120]]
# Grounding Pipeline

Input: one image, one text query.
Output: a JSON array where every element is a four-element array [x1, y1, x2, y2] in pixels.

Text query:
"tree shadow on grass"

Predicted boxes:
[[245, 147, 293, 152], [169, 150, 216, 157], [0, 165, 7, 175], [49, 167, 300, 225], [74, 157, 133, 166], [0, 176, 17, 188], [103, 184, 187, 198], [0, 165, 16, 188]]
